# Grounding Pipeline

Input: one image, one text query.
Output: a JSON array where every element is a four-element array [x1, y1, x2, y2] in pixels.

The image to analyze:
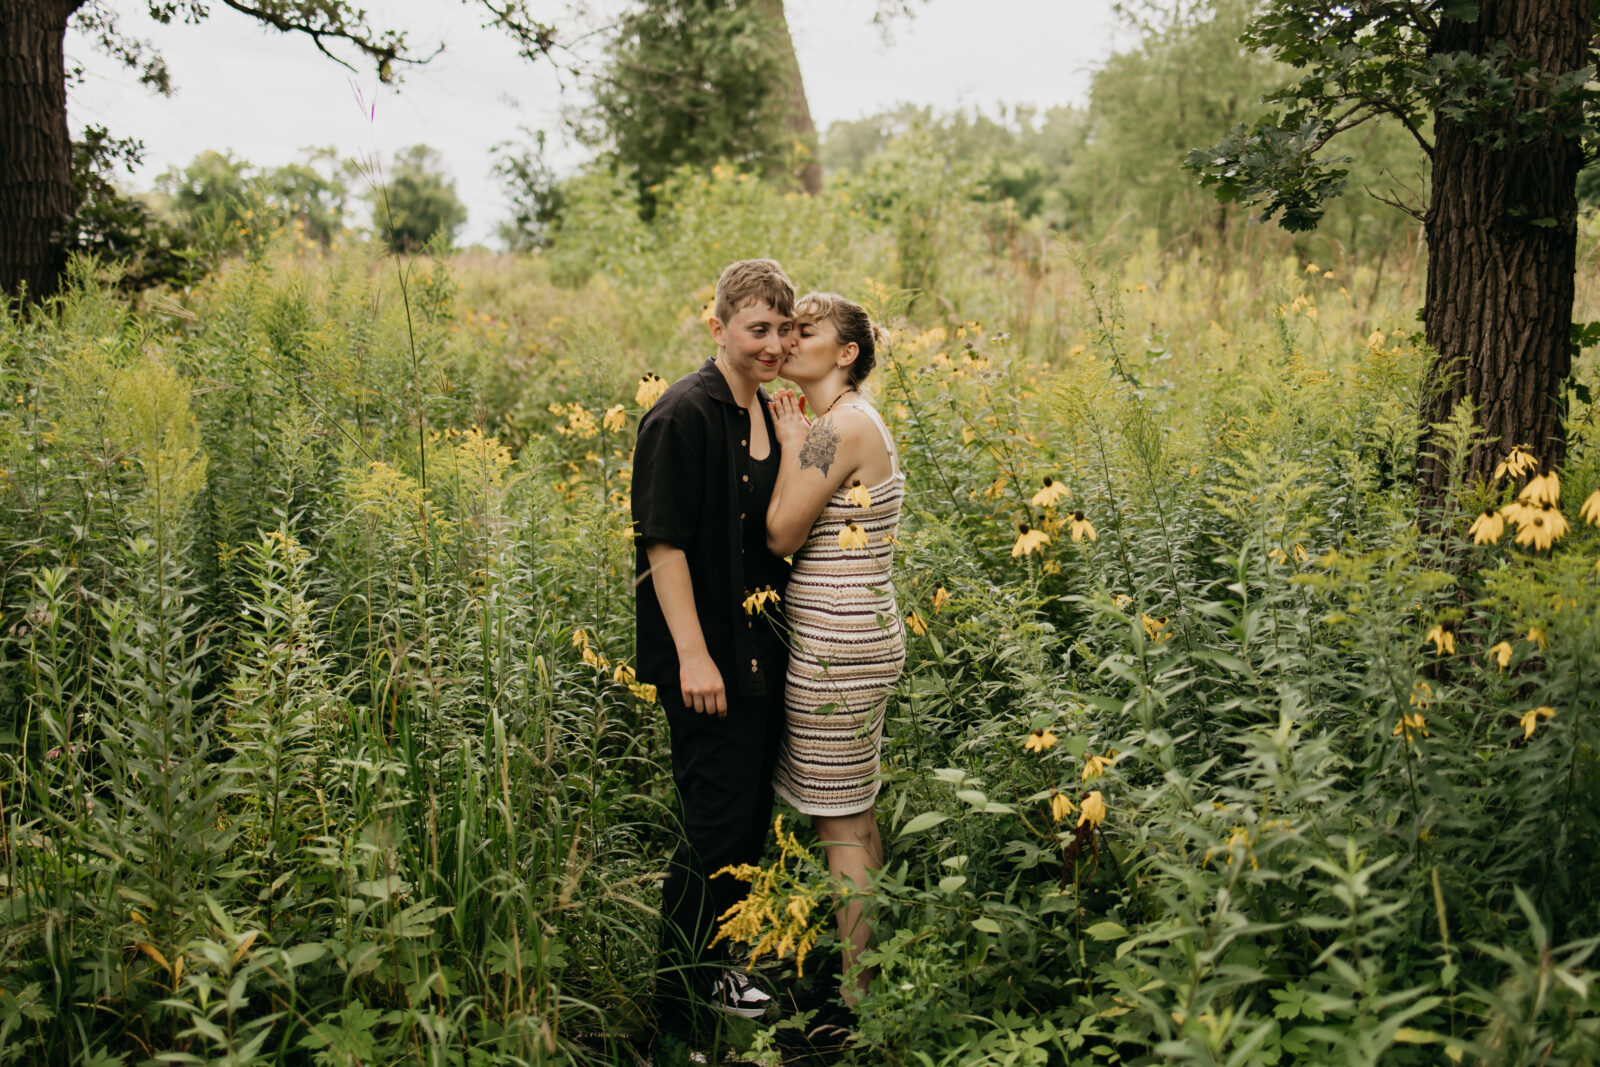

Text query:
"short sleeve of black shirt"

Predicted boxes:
[[633, 406, 704, 551]]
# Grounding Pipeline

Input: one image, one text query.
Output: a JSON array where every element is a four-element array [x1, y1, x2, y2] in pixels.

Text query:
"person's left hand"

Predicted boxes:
[[771, 389, 810, 451]]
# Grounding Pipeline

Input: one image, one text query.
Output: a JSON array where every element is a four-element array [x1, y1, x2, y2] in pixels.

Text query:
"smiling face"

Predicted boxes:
[[782, 312, 856, 387], [711, 300, 792, 391]]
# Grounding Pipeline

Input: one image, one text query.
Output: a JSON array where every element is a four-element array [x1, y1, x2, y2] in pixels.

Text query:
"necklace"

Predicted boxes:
[[823, 387, 857, 415]]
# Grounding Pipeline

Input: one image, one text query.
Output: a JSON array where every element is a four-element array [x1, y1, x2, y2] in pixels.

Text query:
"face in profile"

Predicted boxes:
[[783, 313, 850, 386]]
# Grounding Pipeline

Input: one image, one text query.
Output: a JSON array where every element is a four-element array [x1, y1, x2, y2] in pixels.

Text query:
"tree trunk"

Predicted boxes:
[[1, 0, 81, 307], [754, 0, 822, 195], [1419, 0, 1588, 507]]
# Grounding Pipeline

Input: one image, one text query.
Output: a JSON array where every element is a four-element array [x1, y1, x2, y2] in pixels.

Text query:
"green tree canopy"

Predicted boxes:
[[369, 145, 468, 254]]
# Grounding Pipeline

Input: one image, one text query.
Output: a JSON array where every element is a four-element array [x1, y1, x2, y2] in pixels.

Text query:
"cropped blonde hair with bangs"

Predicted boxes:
[[714, 259, 795, 324]]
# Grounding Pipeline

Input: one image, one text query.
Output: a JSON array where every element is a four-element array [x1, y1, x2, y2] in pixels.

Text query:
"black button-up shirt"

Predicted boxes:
[[633, 359, 790, 700]]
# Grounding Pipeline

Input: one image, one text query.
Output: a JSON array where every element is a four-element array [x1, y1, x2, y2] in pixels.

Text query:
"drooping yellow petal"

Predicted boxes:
[[1030, 477, 1067, 508], [931, 585, 950, 612], [1068, 512, 1097, 543], [1490, 641, 1514, 671], [838, 523, 870, 550], [1078, 791, 1107, 828], [1024, 728, 1058, 753], [1580, 489, 1600, 526], [844, 481, 873, 508], [635, 373, 668, 409], [1519, 706, 1555, 741], [1425, 624, 1455, 656], [1050, 792, 1075, 822], [1012, 524, 1050, 557], [905, 611, 928, 636], [1467, 510, 1505, 545], [1517, 469, 1561, 508], [1494, 446, 1538, 481]]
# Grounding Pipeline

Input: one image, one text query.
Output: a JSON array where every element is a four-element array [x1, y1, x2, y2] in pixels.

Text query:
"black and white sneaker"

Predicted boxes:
[[704, 969, 772, 1019]]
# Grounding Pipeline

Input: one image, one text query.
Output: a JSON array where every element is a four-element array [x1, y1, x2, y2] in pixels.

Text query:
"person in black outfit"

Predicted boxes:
[[632, 259, 796, 1047]]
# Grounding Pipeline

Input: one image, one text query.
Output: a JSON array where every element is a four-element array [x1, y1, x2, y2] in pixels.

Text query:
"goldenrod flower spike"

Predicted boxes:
[[1425, 624, 1455, 656], [1049, 792, 1075, 823], [1031, 476, 1067, 508], [1068, 511, 1097, 542], [1012, 523, 1050, 557], [1520, 706, 1555, 741], [1490, 641, 1514, 671], [837, 523, 870, 551], [1467, 510, 1504, 545], [1580, 489, 1600, 526], [1078, 791, 1107, 828], [1024, 728, 1058, 753]]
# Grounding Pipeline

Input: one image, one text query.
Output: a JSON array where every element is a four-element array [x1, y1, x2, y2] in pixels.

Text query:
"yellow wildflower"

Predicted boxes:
[[905, 611, 928, 636], [1031, 477, 1067, 508], [635, 373, 668, 409], [1520, 705, 1555, 741], [742, 586, 781, 615], [1269, 546, 1288, 565], [1425, 624, 1455, 656], [1490, 641, 1514, 670], [1517, 468, 1561, 508], [931, 585, 950, 612], [1050, 791, 1075, 823], [1112, 594, 1132, 611], [1068, 511, 1097, 542], [1304, 262, 1320, 274], [1142, 614, 1171, 644], [1410, 680, 1433, 708], [1393, 712, 1429, 741], [1512, 504, 1567, 550], [1579, 489, 1600, 526], [572, 628, 589, 649], [1493, 446, 1538, 481], [1367, 330, 1386, 348], [1024, 729, 1058, 753], [613, 662, 636, 685], [1013, 523, 1050, 557], [629, 681, 658, 704], [1078, 791, 1107, 828], [843, 480, 873, 508], [1527, 626, 1547, 649], [581, 645, 609, 671], [1082, 752, 1115, 782], [1467, 510, 1505, 545], [602, 404, 626, 433], [838, 523, 870, 551]]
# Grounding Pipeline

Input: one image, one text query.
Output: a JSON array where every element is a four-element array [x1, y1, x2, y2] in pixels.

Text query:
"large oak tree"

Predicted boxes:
[[0, 0, 556, 306], [1189, 0, 1596, 509]]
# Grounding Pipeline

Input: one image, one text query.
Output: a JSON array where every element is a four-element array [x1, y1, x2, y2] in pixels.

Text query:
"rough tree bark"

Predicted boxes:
[[755, 0, 822, 195], [1, 0, 84, 306], [1420, 0, 1588, 502]]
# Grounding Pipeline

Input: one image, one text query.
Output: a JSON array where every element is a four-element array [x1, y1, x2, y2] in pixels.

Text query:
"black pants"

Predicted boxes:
[[655, 645, 787, 1040]]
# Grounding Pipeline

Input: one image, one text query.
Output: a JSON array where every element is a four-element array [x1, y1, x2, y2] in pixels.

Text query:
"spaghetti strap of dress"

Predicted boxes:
[[838, 399, 899, 477]]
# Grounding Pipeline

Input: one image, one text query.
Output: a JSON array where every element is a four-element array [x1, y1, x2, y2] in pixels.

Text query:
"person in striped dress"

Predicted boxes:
[[765, 292, 903, 1023]]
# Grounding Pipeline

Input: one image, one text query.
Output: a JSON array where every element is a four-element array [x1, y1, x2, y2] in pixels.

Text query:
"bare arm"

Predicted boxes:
[[766, 395, 865, 556], [643, 542, 727, 717]]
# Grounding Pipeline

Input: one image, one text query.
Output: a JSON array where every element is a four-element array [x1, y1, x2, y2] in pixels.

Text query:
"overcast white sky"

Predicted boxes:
[[67, 0, 1124, 245]]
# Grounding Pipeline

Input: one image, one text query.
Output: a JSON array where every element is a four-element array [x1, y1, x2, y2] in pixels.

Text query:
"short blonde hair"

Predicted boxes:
[[714, 259, 795, 324], [794, 292, 888, 386]]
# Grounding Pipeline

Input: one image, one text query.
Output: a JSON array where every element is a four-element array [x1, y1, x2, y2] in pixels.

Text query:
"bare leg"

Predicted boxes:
[[811, 807, 883, 1006]]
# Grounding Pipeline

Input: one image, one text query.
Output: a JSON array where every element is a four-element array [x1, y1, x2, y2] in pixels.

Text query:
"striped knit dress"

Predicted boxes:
[[772, 400, 906, 817]]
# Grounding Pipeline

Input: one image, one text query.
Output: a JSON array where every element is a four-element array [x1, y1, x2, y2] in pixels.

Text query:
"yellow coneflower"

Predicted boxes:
[[1499, 500, 1537, 528], [1425, 624, 1455, 656], [1490, 641, 1514, 671], [1078, 791, 1107, 828], [1268, 546, 1289, 565], [1031, 477, 1067, 508], [1024, 728, 1058, 753], [1142, 614, 1171, 644], [1579, 489, 1600, 526], [1410, 680, 1433, 708], [1068, 511, 1097, 542], [1493, 445, 1538, 481], [613, 662, 637, 685], [1467, 510, 1505, 545], [1517, 468, 1561, 508], [602, 404, 627, 433], [1112, 594, 1132, 611], [572, 628, 590, 649], [931, 585, 950, 612], [742, 586, 781, 615], [1050, 791, 1075, 823], [1013, 523, 1050, 557], [1082, 752, 1114, 782], [1520, 705, 1555, 741], [838, 523, 870, 551], [905, 611, 928, 636], [1393, 711, 1429, 741], [635, 373, 668, 409], [843, 480, 873, 508], [1528, 626, 1547, 649], [1512, 504, 1568, 550], [629, 681, 658, 704]]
